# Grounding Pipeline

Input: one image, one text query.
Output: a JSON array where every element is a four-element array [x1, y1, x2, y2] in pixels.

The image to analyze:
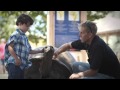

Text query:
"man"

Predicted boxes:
[[0, 38, 6, 74], [53, 21, 120, 79]]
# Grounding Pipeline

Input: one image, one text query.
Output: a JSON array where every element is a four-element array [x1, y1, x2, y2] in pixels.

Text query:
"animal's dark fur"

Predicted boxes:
[[24, 46, 73, 79]]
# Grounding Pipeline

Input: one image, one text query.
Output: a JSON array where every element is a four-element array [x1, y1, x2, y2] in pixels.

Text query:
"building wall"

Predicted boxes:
[[98, 32, 120, 62]]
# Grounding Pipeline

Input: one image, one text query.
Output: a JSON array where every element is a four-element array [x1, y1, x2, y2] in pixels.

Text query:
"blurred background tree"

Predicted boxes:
[[87, 11, 112, 21], [0, 11, 47, 46], [0, 11, 112, 46]]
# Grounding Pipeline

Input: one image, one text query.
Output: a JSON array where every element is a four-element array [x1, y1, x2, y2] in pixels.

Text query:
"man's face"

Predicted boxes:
[[79, 26, 91, 43]]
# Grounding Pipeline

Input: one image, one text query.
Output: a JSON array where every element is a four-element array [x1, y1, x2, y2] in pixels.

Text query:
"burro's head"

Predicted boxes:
[[43, 46, 54, 58]]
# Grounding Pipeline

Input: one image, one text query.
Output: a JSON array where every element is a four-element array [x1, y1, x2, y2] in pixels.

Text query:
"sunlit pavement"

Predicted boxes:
[[0, 74, 8, 79]]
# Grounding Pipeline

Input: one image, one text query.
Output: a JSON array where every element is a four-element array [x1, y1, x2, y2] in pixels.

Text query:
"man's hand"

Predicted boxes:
[[69, 73, 84, 79], [52, 43, 72, 59], [52, 51, 59, 59], [15, 58, 21, 66]]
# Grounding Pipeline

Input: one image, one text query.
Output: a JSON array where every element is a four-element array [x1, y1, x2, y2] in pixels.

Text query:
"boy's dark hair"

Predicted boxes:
[[16, 14, 34, 26]]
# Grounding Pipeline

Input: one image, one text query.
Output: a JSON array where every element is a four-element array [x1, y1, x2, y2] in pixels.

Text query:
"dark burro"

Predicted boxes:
[[24, 46, 76, 79]]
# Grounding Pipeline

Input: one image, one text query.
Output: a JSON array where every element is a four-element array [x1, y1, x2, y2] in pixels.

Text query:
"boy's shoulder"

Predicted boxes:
[[10, 30, 21, 37], [11, 30, 19, 35]]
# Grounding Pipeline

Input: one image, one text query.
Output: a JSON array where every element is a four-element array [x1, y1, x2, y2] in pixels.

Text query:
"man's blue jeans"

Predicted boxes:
[[72, 62, 114, 79], [6, 63, 24, 79]]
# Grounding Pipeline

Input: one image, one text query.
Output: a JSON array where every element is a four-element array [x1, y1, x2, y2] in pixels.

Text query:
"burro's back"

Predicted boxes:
[[24, 46, 76, 79]]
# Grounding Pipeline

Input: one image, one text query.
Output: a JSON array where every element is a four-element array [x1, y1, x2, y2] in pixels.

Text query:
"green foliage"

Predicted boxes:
[[0, 11, 112, 45], [0, 11, 47, 46], [87, 11, 112, 21]]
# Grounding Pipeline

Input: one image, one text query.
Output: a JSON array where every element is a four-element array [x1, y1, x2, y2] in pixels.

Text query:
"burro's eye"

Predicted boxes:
[[45, 46, 50, 52]]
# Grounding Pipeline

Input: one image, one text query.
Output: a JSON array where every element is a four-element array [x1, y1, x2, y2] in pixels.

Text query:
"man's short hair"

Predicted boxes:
[[16, 14, 34, 26], [81, 21, 97, 35]]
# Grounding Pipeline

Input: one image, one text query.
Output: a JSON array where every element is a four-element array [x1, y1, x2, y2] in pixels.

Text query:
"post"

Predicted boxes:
[[81, 11, 87, 23], [47, 11, 55, 46], [79, 11, 88, 62]]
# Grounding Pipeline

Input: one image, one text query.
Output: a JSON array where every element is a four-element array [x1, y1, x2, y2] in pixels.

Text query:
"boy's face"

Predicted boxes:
[[18, 23, 31, 33]]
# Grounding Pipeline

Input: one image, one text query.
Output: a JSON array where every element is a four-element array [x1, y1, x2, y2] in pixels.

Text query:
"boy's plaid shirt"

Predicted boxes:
[[5, 29, 32, 69]]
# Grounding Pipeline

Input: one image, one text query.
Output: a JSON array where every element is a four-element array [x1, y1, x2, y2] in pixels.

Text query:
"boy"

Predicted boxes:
[[5, 14, 43, 79]]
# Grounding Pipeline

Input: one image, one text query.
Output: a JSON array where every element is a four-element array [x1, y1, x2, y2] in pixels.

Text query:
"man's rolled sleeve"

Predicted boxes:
[[71, 40, 87, 50]]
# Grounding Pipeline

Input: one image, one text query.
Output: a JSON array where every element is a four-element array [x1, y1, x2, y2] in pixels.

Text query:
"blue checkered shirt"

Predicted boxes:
[[5, 29, 32, 70]]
